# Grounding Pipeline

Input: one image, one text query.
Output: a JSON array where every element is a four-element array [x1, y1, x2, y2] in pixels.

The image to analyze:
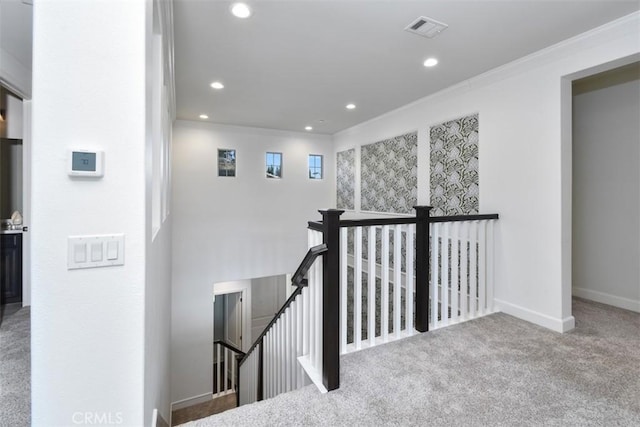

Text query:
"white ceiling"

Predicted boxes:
[[1, 1, 638, 133], [0, 0, 33, 71], [174, 0, 639, 134]]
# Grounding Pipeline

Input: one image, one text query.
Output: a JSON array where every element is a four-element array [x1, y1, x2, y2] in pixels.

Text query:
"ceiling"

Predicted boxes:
[[174, 0, 639, 134], [1, 1, 638, 134], [0, 0, 33, 71]]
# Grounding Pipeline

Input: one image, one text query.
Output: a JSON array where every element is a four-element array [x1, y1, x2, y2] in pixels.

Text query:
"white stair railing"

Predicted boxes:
[[213, 341, 244, 399], [238, 246, 325, 405], [340, 210, 498, 355], [340, 223, 417, 353], [429, 218, 496, 330], [238, 208, 344, 406]]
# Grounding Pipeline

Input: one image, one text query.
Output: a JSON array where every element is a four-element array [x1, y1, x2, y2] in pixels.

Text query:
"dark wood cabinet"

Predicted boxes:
[[1, 233, 22, 305]]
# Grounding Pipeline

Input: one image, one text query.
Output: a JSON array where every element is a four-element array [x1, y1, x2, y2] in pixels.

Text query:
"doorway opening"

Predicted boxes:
[[569, 60, 640, 315], [214, 291, 243, 350]]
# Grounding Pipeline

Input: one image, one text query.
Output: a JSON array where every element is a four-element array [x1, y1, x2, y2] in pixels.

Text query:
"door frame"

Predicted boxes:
[[560, 53, 640, 325], [213, 280, 252, 353], [222, 291, 243, 350]]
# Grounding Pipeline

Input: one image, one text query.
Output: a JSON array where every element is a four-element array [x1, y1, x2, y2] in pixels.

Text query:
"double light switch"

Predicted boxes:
[[68, 234, 125, 269]]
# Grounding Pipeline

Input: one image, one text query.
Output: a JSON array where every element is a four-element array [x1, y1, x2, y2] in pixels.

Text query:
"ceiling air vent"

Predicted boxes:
[[404, 16, 448, 38]]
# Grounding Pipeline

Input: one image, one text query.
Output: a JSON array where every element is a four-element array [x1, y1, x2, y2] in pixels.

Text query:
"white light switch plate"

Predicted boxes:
[[68, 234, 125, 270]]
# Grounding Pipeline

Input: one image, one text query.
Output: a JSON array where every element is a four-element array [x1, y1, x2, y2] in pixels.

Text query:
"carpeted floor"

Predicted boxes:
[[179, 298, 640, 427], [0, 305, 30, 427]]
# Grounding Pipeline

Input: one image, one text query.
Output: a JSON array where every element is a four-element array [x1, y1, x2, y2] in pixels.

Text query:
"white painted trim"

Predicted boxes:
[[335, 12, 640, 139], [170, 392, 212, 411], [495, 299, 575, 333], [22, 100, 31, 306], [297, 355, 327, 394], [214, 280, 252, 352], [0, 48, 31, 99], [573, 287, 640, 313]]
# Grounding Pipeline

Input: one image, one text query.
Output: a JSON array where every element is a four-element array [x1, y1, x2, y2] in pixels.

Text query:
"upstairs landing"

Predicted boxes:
[[177, 298, 640, 426]]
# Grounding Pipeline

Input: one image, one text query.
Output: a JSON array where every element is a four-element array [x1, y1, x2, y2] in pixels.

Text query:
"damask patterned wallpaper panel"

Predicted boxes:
[[361, 131, 418, 214], [430, 114, 479, 216], [336, 149, 355, 210]]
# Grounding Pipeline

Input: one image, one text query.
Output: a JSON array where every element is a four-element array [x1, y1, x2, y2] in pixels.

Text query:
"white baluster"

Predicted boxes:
[[381, 225, 390, 341], [487, 220, 495, 313], [355, 226, 363, 349], [223, 348, 229, 393], [460, 221, 468, 320], [290, 300, 297, 391], [406, 224, 415, 334], [442, 222, 449, 325], [296, 292, 303, 389], [430, 223, 439, 326], [367, 226, 376, 345], [280, 318, 286, 395], [451, 222, 459, 323], [394, 225, 402, 337], [275, 320, 281, 395], [302, 286, 309, 358], [478, 220, 487, 316], [469, 221, 478, 317], [285, 310, 291, 392], [216, 344, 221, 396]]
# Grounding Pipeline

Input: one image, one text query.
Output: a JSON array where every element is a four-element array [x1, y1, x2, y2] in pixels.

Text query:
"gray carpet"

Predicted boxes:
[[0, 305, 31, 427], [180, 298, 640, 426]]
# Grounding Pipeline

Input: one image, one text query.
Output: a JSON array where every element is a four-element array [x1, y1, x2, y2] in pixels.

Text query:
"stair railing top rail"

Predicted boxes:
[[213, 340, 246, 357], [308, 212, 499, 230], [238, 243, 328, 368]]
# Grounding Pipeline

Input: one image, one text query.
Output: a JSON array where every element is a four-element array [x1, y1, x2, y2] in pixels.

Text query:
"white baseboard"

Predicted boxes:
[[494, 299, 575, 333], [573, 287, 640, 313], [171, 392, 212, 411]]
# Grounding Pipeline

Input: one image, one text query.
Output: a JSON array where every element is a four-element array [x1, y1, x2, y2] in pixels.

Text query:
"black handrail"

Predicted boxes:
[[291, 244, 327, 287], [308, 213, 498, 229], [238, 287, 303, 369], [238, 244, 328, 368], [214, 340, 245, 357]]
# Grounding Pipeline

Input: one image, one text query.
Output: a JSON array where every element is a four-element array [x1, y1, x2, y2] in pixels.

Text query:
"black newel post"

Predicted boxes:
[[235, 354, 242, 407], [319, 208, 344, 392], [257, 338, 264, 401], [414, 205, 432, 332]]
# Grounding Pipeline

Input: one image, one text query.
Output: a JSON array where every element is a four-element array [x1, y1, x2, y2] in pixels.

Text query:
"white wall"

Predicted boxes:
[[31, 0, 172, 425], [572, 72, 640, 312], [144, 0, 174, 424], [333, 13, 640, 332], [251, 275, 287, 340], [171, 121, 333, 404], [0, 1, 31, 98]]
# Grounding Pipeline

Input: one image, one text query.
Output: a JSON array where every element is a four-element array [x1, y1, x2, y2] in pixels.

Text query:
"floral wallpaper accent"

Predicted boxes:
[[336, 149, 355, 210], [361, 131, 418, 214], [430, 114, 479, 216]]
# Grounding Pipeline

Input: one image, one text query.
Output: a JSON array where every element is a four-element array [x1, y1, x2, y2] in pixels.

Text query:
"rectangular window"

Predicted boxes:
[[308, 154, 323, 180], [218, 149, 236, 177], [266, 152, 282, 179]]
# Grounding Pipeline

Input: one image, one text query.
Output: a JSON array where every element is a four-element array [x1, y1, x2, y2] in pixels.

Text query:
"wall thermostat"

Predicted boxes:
[[68, 149, 104, 177]]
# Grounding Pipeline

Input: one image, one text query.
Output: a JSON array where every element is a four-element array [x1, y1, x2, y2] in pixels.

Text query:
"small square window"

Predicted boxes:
[[266, 152, 283, 179], [218, 149, 236, 177], [308, 154, 323, 180]]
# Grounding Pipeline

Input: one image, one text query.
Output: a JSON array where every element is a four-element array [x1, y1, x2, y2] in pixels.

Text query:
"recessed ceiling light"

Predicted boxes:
[[210, 81, 224, 89], [199, 114, 209, 119], [305, 126, 313, 131], [230, 3, 251, 19], [423, 58, 438, 67], [346, 103, 356, 110]]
